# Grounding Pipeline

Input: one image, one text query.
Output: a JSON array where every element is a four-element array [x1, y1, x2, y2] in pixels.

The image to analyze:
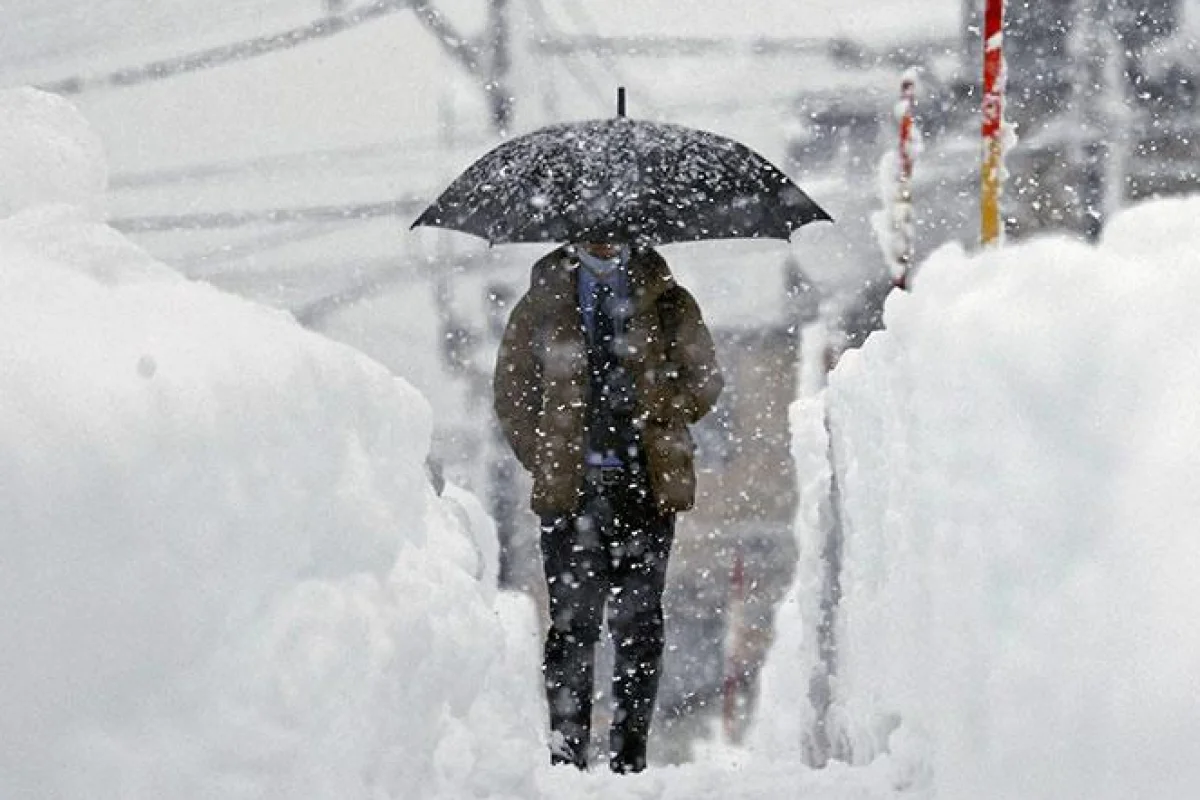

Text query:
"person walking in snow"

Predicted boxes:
[[493, 241, 723, 773]]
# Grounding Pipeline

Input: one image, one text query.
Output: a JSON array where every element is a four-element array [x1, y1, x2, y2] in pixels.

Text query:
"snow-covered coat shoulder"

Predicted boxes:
[[492, 245, 723, 515]]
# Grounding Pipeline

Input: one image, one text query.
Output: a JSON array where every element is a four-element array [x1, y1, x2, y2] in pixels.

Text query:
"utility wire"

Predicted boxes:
[[293, 245, 505, 326], [110, 130, 492, 191], [110, 197, 427, 233], [39, 0, 415, 95], [524, 0, 611, 114], [175, 221, 348, 275], [410, 0, 486, 77], [558, 2, 662, 117]]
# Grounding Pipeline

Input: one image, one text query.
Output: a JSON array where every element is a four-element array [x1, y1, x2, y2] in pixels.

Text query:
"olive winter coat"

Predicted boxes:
[[493, 246, 723, 515]]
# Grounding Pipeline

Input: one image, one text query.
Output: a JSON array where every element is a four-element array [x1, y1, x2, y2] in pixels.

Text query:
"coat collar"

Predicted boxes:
[[529, 245, 676, 313]]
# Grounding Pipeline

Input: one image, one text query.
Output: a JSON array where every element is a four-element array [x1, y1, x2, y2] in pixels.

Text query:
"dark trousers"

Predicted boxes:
[[539, 467, 676, 773]]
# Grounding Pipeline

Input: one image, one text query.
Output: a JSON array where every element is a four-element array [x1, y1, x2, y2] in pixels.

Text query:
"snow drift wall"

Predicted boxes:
[[757, 197, 1200, 799], [0, 88, 541, 800]]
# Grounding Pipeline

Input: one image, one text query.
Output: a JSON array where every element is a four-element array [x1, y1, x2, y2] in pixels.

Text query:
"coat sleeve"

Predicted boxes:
[[661, 286, 723, 424], [492, 292, 543, 472]]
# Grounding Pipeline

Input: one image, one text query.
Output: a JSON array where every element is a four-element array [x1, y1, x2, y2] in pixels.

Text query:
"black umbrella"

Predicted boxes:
[[412, 103, 831, 246]]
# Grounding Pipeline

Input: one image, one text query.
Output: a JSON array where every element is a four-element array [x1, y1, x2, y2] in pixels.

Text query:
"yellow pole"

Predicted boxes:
[[981, 0, 1005, 246]]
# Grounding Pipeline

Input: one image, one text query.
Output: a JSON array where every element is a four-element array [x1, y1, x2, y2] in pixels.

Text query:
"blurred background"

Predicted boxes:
[[4, 0, 1198, 763]]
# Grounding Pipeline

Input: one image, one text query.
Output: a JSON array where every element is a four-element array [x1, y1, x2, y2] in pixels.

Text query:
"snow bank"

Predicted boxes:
[[758, 197, 1200, 798], [0, 89, 541, 799], [0, 88, 107, 220]]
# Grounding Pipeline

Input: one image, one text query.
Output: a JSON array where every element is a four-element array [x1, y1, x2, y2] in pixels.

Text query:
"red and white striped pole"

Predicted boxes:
[[893, 70, 918, 289], [898, 72, 917, 200], [981, 0, 1006, 247]]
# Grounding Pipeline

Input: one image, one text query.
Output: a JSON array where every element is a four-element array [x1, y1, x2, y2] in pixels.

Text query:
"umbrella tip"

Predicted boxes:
[[617, 86, 626, 117]]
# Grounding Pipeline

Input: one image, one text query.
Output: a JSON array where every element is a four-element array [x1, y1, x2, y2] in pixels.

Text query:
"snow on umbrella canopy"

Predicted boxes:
[[411, 117, 832, 246]]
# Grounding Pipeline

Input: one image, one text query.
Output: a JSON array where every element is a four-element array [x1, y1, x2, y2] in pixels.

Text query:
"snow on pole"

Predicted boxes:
[[897, 68, 917, 213], [981, 0, 1006, 247], [894, 70, 918, 287], [871, 69, 920, 289]]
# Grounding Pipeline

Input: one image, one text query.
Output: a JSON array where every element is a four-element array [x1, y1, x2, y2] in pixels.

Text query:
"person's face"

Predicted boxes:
[[582, 242, 622, 260]]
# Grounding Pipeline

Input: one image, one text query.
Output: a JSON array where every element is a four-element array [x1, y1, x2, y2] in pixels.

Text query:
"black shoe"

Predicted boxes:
[[608, 738, 647, 774], [608, 754, 646, 774], [549, 731, 587, 770], [609, 724, 648, 774]]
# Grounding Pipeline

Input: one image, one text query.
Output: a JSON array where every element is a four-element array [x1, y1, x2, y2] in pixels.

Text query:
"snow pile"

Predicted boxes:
[[0, 89, 107, 220], [757, 198, 1200, 798], [0, 88, 541, 799]]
